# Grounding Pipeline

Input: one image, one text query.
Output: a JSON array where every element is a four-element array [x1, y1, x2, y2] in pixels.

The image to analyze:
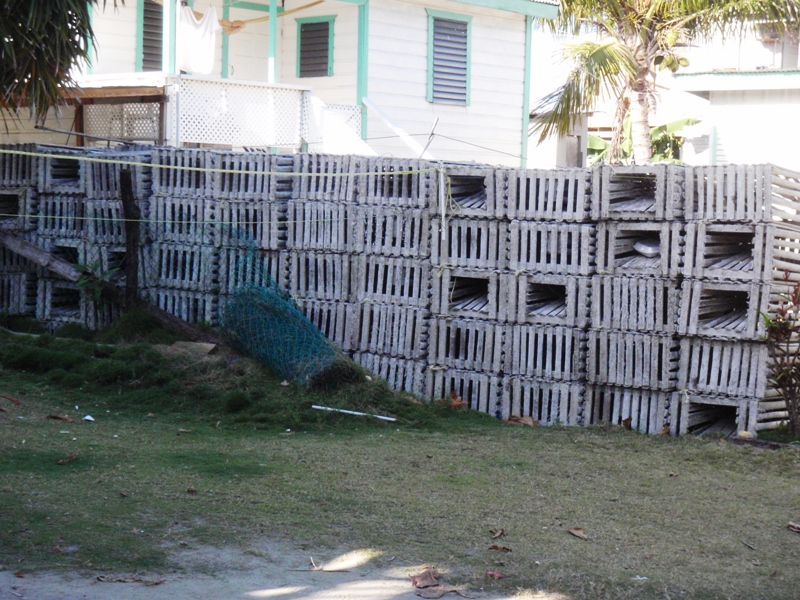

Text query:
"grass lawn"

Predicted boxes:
[[1, 320, 800, 599]]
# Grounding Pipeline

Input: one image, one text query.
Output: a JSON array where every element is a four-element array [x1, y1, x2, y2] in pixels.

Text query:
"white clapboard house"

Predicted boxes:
[[1, 0, 560, 167]]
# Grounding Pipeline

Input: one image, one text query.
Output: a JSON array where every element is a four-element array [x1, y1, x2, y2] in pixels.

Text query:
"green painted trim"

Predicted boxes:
[[296, 16, 337, 78], [269, 0, 278, 82], [426, 9, 472, 106], [135, 0, 145, 72], [222, 3, 230, 78], [337, 0, 367, 5], [230, 1, 285, 13], [357, 1, 369, 139], [86, 1, 94, 75], [451, 0, 559, 19], [520, 15, 532, 168]]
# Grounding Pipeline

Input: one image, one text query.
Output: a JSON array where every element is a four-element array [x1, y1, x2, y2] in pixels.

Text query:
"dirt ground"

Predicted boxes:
[[0, 544, 526, 600]]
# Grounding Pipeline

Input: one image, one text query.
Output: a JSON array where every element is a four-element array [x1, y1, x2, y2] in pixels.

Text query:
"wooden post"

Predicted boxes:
[[119, 168, 140, 305]]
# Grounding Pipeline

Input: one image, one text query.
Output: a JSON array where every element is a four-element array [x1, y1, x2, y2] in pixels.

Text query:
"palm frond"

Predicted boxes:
[[530, 39, 636, 143]]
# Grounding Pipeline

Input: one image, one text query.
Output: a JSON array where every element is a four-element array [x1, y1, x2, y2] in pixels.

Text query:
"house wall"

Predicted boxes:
[[0, 108, 78, 146], [278, 2, 360, 105], [89, 0, 139, 74], [704, 89, 800, 170], [366, 0, 527, 166]]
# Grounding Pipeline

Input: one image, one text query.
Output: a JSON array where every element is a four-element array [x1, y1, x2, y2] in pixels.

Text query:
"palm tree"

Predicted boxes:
[[532, 1, 800, 164], [1, 1, 118, 124]]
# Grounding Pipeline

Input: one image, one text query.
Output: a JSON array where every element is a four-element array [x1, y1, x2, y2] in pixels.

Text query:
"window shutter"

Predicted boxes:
[[142, 0, 163, 72], [299, 22, 331, 78], [432, 18, 468, 105]]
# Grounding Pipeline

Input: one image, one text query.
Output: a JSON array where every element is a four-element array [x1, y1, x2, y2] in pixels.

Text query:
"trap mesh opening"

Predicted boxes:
[[51, 286, 81, 318], [449, 276, 489, 314], [687, 402, 737, 437], [698, 289, 748, 332], [49, 157, 81, 184], [52, 245, 80, 265], [526, 282, 566, 319], [614, 229, 662, 270], [0, 193, 21, 221], [608, 172, 657, 212], [704, 231, 754, 272], [449, 175, 487, 210]]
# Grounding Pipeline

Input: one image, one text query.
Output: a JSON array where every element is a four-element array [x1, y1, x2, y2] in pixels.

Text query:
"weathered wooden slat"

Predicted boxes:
[[428, 368, 503, 415], [587, 330, 679, 390], [504, 324, 585, 380], [596, 221, 683, 277], [678, 279, 767, 340], [591, 275, 679, 333], [352, 352, 427, 397], [584, 385, 672, 434], [503, 378, 583, 426]]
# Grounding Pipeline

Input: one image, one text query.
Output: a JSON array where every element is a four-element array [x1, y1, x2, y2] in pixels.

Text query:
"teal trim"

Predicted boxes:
[[86, 1, 94, 75], [222, 3, 230, 78], [451, 0, 559, 18], [135, 0, 145, 72], [520, 15, 532, 168], [335, 0, 369, 137], [230, 1, 285, 13], [296, 16, 337, 78], [269, 0, 278, 82], [426, 9, 472, 106]]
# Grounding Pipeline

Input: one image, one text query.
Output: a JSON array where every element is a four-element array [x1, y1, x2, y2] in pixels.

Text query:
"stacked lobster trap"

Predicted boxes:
[[0, 145, 37, 317], [6, 143, 800, 435], [586, 165, 684, 434]]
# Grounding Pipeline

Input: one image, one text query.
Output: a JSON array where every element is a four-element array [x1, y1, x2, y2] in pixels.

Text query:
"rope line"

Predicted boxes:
[[0, 213, 370, 227], [0, 148, 439, 178]]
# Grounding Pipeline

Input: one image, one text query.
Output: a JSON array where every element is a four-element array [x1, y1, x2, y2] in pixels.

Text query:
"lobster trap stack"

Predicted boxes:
[[5, 143, 800, 436], [586, 165, 683, 434], [498, 167, 593, 425], [347, 157, 436, 396]]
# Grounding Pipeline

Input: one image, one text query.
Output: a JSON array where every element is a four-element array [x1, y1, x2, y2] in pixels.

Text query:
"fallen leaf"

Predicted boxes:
[[55, 546, 62, 552], [0, 393, 21, 405], [56, 455, 78, 466], [47, 414, 76, 423], [449, 390, 467, 409], [506, 415, 537, 426], [187, 487, 198, 495], [145, 413, 154, 418], [0, 407, 6, 412], [669, 472, 678, 477], [788, 521, 800, 534], [410, 567, 440, 588], [13, 571, 24, 578], [119, 492, 129, 498], [488, 544, 512, 552], [622, 417, 633, 430], [177, 429, 192, 434], [485, 570, 503, 579], [660, 425, 670, 435], [489, 528, 505, 539], [568, 527, 589, 541]]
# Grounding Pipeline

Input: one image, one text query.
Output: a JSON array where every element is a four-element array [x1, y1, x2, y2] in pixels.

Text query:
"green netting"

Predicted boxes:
[[220, 250, 336, 386]]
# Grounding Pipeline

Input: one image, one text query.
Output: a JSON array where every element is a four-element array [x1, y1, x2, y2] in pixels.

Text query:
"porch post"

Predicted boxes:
[[339, 0, 369, 140], [269, 0, 278, 83], [520, 15, 532, 168]]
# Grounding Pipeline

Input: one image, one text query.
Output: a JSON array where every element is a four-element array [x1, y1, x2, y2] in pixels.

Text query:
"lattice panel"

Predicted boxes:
[[327, 104, 362, 137], [84, 103, 161, 142], [177, 78, 303, 148]]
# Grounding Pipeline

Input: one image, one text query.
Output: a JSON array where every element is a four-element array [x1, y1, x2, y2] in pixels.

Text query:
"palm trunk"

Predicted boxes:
[[630, 88, 652, 164], [607, 95, 630, 164]]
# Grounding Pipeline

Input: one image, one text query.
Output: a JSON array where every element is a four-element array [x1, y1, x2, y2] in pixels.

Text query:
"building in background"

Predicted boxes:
[[0, 0, 562, 168]]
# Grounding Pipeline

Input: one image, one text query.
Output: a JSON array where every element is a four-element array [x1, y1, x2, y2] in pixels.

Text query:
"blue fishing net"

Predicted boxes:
[[220, 250, 337, 385]]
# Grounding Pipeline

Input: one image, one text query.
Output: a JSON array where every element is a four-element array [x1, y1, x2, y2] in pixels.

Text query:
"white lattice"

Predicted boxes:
[[84, 103, 161, 142], [327, 104, 362, 137], [176, 77, 305, 148]]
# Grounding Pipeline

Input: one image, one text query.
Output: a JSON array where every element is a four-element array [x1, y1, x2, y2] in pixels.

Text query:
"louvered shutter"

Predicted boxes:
[[142, 0, 163, 72], [431, 18, 468, 105], [299, 22, 331, 78]]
